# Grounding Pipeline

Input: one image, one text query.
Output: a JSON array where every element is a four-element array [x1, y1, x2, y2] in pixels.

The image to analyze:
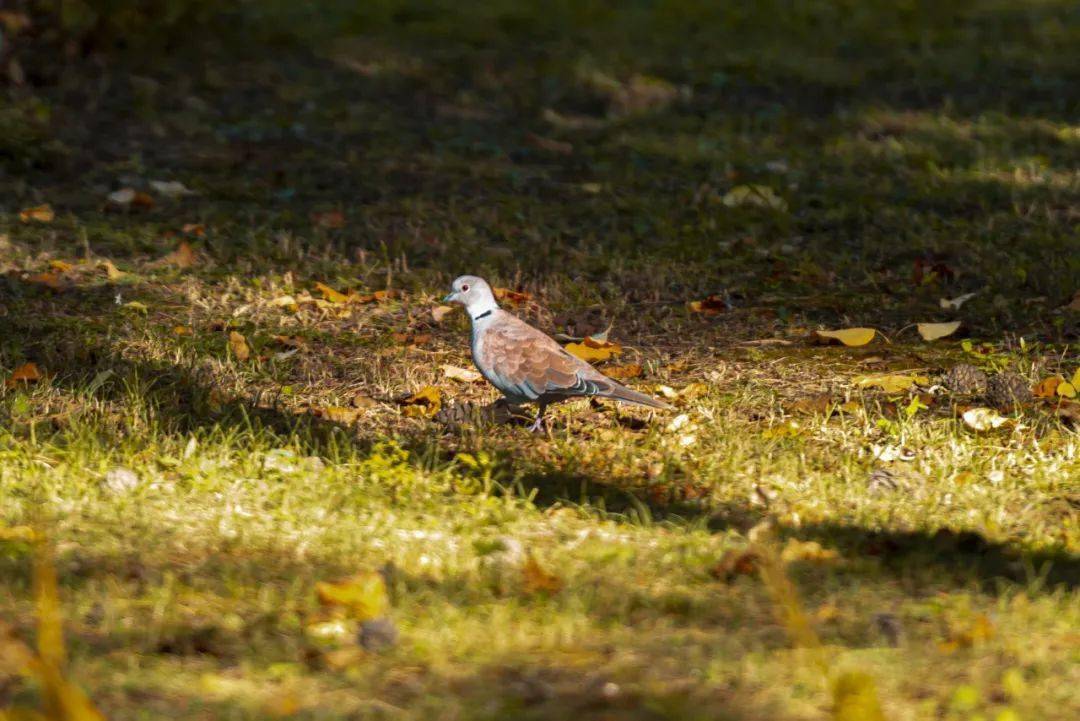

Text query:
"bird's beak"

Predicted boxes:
[[442, 292, 458, 304]]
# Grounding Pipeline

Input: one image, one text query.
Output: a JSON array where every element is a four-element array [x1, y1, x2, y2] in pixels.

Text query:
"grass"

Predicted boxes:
[[1, 1, 1079, 719]]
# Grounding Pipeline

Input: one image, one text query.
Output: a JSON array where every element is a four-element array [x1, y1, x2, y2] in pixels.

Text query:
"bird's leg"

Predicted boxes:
[[528, 403, 547, 433]]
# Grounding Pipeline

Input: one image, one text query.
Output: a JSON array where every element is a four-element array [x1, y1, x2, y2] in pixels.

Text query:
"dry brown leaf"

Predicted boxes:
[[431, 304, 456, 322], [228, 331, 250, 361], [525, 132, 573, 155], [181, 223, 206, 237], [709, 548, 760, 580], [271, 335, 307, 350], [311, 210, 346, 229], [19, 204, 54, 223], [815, 328, 877, 347], [25, 272, 68, 291], [788, 394, 833, 415], [398, 386, 441, 418], [152, 241, 198, 269], [106, 187, 155, 210], [688, 295, 727, 315], [391, 332, 432, 347], [604, 363, 643, 380], [917, 321, 961, 341], [1034, 376, 1064, 398], [565, 337, 622, 363], [493, 287, 531, 305], [319, 406, 362, 424], [6, 362, 42, 387], [442, 364, 482, 383], [522, 555, 563, 594]]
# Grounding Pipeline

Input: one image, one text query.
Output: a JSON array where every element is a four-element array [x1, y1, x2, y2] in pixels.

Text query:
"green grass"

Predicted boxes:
[[1, 1, 1079, 719]]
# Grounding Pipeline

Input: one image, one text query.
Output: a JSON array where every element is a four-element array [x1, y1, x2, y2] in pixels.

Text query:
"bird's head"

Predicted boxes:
[[444, 275, 498, 318]]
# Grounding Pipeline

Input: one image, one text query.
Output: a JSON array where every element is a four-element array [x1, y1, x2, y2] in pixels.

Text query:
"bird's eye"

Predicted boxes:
[[461, 284, 470, 292]]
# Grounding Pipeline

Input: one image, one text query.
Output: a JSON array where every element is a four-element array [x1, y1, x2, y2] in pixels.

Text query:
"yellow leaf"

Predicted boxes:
[[399, 385, 441, 418], [832, 671, 886, 721], [917, 321, 961, 341], [49, 260, 74, 272], [6, 362, 42, 387], [1072, 368, 1080, 388], [854, 374, 921, 393], [780, 539, 839, 565], [315, 572, 388, 621], [431, 304, 456, 322], [962, 407, 1008, 431], [19, 204, 54, 223], [228, 331, 250, 361], [99, 260, 126, 281], [122, 300, 148, 313], [314, 282, 349, 304], [522, 555, 563, 595], [173, 325, 193, 336], [815, 328, 876, 347], [270, 295, 298, 309], [317, 406, 362, 424], [565, 338, 622, 362], [721, 185, 788, 211], [441, 364, 482, 383], [604, 363, 642, 380], [1057, 381, 1077, 398]]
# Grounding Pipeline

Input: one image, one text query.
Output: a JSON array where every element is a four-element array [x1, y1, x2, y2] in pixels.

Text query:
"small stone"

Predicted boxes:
[[357, 617, 398, 651], [103, 467, 140, 494]]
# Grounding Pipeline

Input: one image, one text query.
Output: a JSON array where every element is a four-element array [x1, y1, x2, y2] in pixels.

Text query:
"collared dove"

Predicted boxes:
[[443, 275, 671, 431]]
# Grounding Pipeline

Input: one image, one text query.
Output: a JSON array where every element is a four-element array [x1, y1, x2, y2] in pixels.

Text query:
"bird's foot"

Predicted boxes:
[[527, 414, 546, 434]]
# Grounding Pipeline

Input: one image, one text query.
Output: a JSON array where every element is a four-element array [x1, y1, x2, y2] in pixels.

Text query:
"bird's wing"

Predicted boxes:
[[478, 313, 604, 401]]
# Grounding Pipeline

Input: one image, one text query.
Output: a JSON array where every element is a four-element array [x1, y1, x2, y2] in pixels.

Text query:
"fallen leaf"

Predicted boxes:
[[721, 185, 787, 211], [854, 374, 925, 393], [1034, 376, 1064, 398], [122, 300, 148, 314], [525, 132, 573, 155], [228, 331, 250, 361], [181, 223, 206, 237], [940, 292, 977, 310], [917, 321, 961, 341], [710, 548, 760, 580], [151, 241, 198, 269], [270, 295, 298, 310], [493, 287, 531, 305], [442, 364, 482, 383], [688, 295, 728, 315], [311, 210, 345, 229], [940, 614, 994, 653], [604, 363, 643, 380], [173, 325, 193, 336], [25, 272, 67, 291], [788, 394, 833, 415], [19, 204, 54, 223], [429, 304, 455, 323], [319, 406, 362, 424], [565, 337, 622, 363], [1058, 379, 1078, 398], [522, 555, 563, 594], [780, 539, 839, 565], [6, 362, 42, 387], [398, 386, 441, 418], [271, 335, 307, 350], [314, 282, 350, 303], [149, 180, 196, 198], [815, 328, 877, 347], [106, 187, 155, 210], [99, 260, 126, 281], [391, 332, 432, 347], [962, 407, 1008, 431], [316, 572, 388, 621]]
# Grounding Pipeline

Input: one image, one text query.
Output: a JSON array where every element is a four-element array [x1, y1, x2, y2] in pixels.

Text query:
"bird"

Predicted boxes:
[[443, 275, 671, 432]]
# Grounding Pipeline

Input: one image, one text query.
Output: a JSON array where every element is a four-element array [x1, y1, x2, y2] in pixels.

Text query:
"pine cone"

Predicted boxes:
[[940, 364, 987, 394], [985, 372, 1033, 410]]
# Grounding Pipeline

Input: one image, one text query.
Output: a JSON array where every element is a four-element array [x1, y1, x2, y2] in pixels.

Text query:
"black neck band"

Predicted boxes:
[[472, 309, 493, 321]]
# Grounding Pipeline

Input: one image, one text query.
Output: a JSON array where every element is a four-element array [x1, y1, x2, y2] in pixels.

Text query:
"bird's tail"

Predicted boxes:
[[598, 382, 673, 410]]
